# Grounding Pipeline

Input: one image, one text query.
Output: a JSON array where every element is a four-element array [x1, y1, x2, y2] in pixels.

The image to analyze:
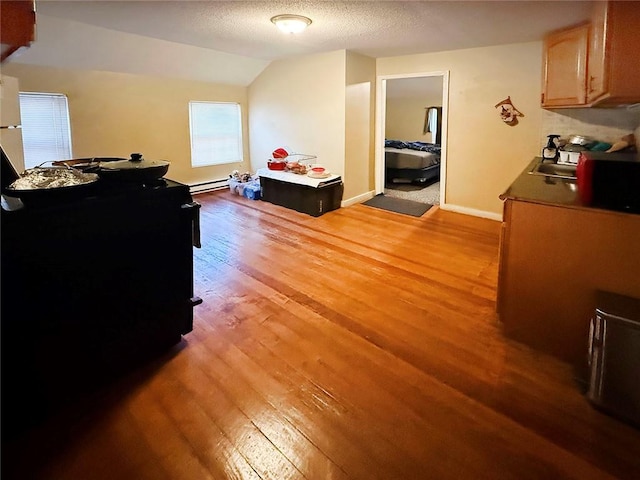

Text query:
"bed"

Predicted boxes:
[[385, 140, 441, 183]]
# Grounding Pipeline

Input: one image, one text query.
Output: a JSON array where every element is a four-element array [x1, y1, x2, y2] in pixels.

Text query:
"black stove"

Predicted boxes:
[[1, 153, 201, 437]]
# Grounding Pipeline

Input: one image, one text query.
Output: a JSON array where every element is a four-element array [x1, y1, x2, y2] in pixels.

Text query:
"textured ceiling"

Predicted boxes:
[[36, 1, 594, 61]]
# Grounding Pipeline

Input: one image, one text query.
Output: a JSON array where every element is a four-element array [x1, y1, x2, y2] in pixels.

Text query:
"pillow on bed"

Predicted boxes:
[[385, 139, 441, 155], [385, 139, 410, 149]]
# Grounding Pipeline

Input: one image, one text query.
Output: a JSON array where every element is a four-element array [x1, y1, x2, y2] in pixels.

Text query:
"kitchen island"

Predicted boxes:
[[498, 158, 640, 380]]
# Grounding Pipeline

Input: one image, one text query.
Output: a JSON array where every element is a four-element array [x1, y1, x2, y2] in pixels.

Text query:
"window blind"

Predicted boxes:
[[19, 92, 73, 168], [189, 101, 243, 167]]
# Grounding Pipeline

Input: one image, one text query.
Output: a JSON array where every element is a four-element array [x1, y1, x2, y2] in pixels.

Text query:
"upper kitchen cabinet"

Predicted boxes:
[[587, 1, 640, 105], [542, 23, 589, 107], [0, 1, 36, 63], [542, 1, 640, 108]]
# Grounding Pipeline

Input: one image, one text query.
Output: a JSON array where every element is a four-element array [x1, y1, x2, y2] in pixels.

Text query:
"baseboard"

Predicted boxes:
[[440, 202, 502, 221], [189, 178, 229, 194], [342, 190, 376, 207]]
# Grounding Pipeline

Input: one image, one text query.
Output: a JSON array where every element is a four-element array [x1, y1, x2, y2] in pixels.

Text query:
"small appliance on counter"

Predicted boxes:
[[576, 151, 640, 213]]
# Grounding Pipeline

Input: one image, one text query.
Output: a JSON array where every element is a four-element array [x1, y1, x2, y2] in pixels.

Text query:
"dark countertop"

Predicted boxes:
[[499, 157, 584, 209], [500, 156, 640, 217]]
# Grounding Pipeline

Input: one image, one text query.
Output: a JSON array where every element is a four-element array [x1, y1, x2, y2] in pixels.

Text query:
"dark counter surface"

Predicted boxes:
[[500, 157, 583, 208], [501, 156, 640, 217]]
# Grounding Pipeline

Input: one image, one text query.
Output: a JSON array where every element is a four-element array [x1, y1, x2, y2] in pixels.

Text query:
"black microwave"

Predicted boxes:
[[576, 152, 640, 213]]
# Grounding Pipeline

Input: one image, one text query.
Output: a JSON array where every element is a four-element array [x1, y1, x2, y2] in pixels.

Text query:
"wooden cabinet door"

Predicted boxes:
[[587, 0, 609, 103], [0, 1, 36, 63], [496, 199, 512, 315], [542, 23, 589, 107], [586, 1, 640, 106]]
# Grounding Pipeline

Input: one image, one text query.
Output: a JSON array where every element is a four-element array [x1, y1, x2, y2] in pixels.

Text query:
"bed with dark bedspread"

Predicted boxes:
[[384, 140, 441, 183]]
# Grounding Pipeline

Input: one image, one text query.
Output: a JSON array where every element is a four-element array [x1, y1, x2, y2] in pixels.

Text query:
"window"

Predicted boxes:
[[19, 92, 73, 169], [189, 101, 243, 167]]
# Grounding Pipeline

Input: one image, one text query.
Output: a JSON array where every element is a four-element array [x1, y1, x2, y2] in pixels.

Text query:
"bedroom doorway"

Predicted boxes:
[[375, 71, 449, 207]]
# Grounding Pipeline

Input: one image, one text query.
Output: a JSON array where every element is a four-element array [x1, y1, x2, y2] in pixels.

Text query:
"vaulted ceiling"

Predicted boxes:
[[10, 1, 594, 85]]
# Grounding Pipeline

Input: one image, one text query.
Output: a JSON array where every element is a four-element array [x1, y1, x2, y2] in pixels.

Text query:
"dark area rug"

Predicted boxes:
[[385, 177, 438, 191], [363, 194, 432, 217]]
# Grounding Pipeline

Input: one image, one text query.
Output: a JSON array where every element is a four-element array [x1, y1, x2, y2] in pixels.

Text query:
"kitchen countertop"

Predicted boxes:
[[501, 156, 640, 216], [499, 157, 583, 209]]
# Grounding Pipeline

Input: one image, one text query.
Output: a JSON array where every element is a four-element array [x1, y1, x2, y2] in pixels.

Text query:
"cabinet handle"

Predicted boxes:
[[589, 76, 596, 93], [181, 201, 202, 248]]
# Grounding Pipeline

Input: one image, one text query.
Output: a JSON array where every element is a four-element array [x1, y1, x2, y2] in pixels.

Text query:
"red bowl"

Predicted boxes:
[[267, 160, 286, 170], [311, 167, 325, 174], [272, 148, 289, 159]]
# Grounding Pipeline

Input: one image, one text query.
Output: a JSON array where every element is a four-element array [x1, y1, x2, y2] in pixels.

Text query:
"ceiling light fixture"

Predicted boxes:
[[270, 14, 312, 34]]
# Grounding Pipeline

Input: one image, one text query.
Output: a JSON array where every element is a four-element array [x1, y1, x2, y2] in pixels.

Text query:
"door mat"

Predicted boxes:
[[362, 194, 432, 217]]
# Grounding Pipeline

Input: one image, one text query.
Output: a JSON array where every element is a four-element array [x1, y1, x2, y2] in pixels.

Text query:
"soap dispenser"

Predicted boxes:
[[542, 134, 560, 162]]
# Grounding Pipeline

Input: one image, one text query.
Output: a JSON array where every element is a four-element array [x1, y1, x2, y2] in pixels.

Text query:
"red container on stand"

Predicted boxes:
[[267, 159, 287, 170]]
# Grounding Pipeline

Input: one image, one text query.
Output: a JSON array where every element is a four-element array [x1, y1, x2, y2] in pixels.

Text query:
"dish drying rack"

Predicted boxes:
[[281, 153, 317, 166]]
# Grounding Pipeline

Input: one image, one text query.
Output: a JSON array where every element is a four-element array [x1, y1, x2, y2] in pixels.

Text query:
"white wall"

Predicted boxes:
[[385, 97, 441, 144], [378, 42, 544, 217], [248, 51, 347, 177], [2, 63, 250, 186]]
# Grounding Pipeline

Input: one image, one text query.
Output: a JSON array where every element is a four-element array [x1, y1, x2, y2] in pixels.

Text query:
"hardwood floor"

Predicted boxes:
[[4, 190, 640, 479]]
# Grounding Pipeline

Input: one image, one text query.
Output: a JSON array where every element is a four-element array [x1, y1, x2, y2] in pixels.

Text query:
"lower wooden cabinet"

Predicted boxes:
[[497, 199, 640, 378]]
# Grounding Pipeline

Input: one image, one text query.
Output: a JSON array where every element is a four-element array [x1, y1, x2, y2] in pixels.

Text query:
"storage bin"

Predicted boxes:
[[243, 183, 261, 200], [228, 178, 241, 194], [260, 176, 343, 217]]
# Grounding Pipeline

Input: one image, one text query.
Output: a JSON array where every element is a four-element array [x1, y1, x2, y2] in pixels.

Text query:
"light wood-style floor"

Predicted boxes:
[[4, 191, 640, 479]]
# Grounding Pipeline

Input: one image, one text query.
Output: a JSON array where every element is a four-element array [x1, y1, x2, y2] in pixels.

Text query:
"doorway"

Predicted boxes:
[[375, 72, 449, 207]]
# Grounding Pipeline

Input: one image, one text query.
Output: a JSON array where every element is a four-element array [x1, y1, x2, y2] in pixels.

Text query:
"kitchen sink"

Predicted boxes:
[[529, 161, 577, 179]]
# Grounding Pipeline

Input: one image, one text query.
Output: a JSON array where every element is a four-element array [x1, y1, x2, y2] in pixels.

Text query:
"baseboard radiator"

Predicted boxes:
[[189, 178, 229, 195]]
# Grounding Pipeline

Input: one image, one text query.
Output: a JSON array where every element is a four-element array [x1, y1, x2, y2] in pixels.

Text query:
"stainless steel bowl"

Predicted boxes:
[[568, 134, 593, 146]]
